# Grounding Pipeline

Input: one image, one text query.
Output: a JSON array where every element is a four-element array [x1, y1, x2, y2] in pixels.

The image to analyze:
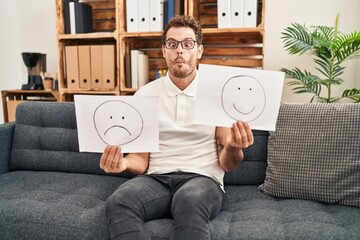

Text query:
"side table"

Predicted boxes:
[[1, 90, 59, 122]]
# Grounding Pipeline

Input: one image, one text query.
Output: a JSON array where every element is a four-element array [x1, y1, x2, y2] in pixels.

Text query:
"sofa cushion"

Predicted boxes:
[[224, 130, 269, 185], [145, 185, 360, 240], [259, 102, 360, 207], [10, 102, 132, 178], [0, 170, 128, 239]]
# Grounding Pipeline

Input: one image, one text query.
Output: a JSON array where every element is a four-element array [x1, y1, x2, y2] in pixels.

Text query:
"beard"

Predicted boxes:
[[168, 57, 196, 78]]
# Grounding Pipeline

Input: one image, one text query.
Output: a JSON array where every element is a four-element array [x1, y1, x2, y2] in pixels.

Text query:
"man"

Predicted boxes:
[[100, 15, 254, 240]]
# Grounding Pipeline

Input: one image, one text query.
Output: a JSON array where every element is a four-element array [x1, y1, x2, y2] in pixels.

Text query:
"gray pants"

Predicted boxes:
[[106, 172, 224, 240]]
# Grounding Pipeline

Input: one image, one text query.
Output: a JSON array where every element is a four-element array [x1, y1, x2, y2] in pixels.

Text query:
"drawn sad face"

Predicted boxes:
[[93, 100, 144, 146], [221, 75, 266, 122]]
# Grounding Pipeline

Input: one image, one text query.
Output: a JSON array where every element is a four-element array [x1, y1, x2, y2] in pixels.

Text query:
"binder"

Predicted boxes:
[[69, 2, 76, 34], [78, 45, 92, 89], [90, 45, 103, 89], [163, 0, 168, 27], [125, 53, 132, 88], [137, 53, 149, 88], [65, 46, 79, 89], [75, 2, 93, 33], [64, 0, 73, 34], [167, 0, 175, 23], [138, 0, 150, 32], [149, 0, 164, 32], [230, 0, 244, 28], [130, 50, 143, 88], [102, 45, 116, 89], [217, 0, 231, 28], [69, 2, 93, 34], [126, 0, 138, 32], [243, 0, 258, 27]]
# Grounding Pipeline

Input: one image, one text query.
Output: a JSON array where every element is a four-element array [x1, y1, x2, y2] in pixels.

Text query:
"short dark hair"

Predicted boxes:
[[162, 15, 203, 45]]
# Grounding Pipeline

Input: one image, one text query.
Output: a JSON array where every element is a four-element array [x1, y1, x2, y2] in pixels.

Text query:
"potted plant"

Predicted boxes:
[[281, 15, 360, 103]]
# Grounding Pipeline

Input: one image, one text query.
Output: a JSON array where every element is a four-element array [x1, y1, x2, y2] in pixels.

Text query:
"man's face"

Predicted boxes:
[[162, 27, 203, 79]]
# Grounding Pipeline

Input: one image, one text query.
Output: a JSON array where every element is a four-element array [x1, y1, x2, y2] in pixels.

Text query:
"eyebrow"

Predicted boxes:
[[166, 37, 196, 41]]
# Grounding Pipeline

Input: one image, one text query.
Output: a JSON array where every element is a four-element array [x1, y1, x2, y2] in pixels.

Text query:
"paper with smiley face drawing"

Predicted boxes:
[[194, 64, 284, 131], [75, 95, 159, 153]]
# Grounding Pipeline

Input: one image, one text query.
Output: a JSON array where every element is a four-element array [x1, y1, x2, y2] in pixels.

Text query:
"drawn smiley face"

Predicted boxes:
[[221, 75, 266, 122], [93, 100, 144, 146]]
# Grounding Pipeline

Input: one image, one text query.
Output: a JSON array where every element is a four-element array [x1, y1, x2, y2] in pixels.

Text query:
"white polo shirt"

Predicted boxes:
[[135, 73, 225, 189]]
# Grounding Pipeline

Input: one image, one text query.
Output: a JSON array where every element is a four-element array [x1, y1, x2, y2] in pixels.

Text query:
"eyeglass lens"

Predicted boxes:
[[165, 40, 197, 50]]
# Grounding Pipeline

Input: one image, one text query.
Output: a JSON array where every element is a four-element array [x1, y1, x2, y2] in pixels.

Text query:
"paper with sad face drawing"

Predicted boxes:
[[194, 64, 284, 131], [75, 95, 159, 153]]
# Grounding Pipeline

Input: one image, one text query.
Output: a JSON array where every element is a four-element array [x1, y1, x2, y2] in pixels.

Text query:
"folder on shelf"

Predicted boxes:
[[65, 45, 79, 89], [149, 0, 164, 32], [138, 0, 150, 32], [78, 45, 92, 89], [102, 45, 116, 90], [64, 0, 73, 34], [163, 0, 168, 27], [126, 0, 138, 32], [217, 0, 231, 28], [137, 53, 149, 88], [69, 2, 93, 34], [130, 50, 142, 88], [167, 0, 175, 23], [125, 53, 132, 88], [69, 2, 76, 34], [243, 0, 258, 27], [75, 2, 93, 33], [230, 0, 244, 28], [90, 45, 103, 89]]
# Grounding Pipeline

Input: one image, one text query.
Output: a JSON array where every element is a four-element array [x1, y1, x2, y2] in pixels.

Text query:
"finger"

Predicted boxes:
[[105, 146, 118, 171], [232, 121, 242, 144], [237, 121, 249, 148], [243, 122, 254, 145], [100, 145, 111, 169], [113, 147, 123, 171]]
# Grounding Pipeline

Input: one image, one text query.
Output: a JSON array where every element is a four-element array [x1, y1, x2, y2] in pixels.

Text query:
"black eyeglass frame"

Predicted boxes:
[[163, 39, 199, 50]]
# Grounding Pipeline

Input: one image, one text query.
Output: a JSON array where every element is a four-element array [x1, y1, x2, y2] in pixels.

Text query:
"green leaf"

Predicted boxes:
[[342, 88, 360, 102], [282, 68, 322, 96], [281, 23, 314, 55]]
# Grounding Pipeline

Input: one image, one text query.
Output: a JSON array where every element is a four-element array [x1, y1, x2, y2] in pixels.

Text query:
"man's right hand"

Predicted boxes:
[[100, 145, 127, 174]]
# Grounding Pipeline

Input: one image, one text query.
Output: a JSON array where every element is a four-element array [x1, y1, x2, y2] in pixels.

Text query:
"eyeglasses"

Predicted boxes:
[[163, 39, 198, 50]]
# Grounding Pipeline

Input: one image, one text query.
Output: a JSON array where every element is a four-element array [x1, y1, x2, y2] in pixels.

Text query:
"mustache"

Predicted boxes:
[[174, 57, 185, 61]]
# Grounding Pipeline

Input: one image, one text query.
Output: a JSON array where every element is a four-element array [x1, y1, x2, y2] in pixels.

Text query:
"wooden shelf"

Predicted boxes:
[[55, 0, 266, 98], [1, 90, 59, 122], [57, 31, 117, 41], [58, 89, 120, 102]]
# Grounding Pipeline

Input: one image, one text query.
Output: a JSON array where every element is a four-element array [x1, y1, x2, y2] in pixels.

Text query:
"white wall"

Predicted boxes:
[[0, 0, 57, 123], [264, 0, 360, 103], [0, 0, 359, 123]]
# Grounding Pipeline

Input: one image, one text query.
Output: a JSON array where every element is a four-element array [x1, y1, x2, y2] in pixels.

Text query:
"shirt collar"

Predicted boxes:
[[164, 72, 198, 97]]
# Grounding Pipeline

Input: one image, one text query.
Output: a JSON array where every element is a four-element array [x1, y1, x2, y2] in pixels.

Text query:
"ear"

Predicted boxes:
[[197, 44, 204, 59], [162, 45, 166, 58]]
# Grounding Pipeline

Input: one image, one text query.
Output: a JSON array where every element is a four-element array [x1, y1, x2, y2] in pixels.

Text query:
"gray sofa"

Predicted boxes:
[[0, 101, 359, 240]]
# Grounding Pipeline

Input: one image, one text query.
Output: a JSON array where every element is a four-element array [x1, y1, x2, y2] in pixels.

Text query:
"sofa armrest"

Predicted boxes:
[[0, 122, 15, 174]]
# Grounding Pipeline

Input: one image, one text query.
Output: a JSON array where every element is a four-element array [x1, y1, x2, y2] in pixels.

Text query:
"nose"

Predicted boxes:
[[176, 43, 183, 54]]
